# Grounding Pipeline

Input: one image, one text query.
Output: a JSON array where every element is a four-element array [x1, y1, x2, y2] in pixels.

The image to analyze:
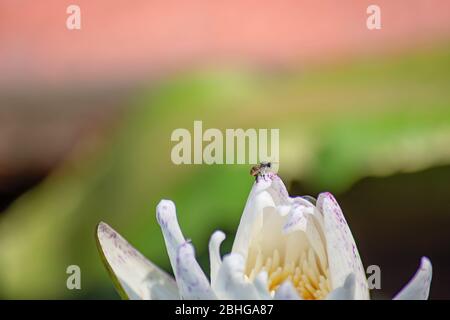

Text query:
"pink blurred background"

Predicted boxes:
[[1, 0, 450, 90]]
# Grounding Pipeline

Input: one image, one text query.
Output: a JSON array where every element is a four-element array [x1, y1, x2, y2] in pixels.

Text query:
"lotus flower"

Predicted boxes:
[[96, 173, 432, 300]]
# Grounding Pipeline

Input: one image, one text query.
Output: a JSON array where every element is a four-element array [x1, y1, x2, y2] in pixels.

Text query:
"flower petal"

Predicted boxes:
[[282, 203, 311, 233], [231, 176, 275, 259], [253, 271, 272, 300], [393, 257, 432, 300], [156, 199, 186, 278], [326, 273, 356, 300], [317, 192, 370, 300], [274, 281, 302, 300], [232, 174, 313, 259], [209, 230, 226, 287], [283, 204, 327, 271], [175, 242, 216, 299], [96, 222, 179, 300], [213, 253, 265, 299]]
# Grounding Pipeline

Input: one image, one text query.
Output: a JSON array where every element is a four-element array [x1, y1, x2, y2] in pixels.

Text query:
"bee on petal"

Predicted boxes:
[[250, 162, 273, 179]]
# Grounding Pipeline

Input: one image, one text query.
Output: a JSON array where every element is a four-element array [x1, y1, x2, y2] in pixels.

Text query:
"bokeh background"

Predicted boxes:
[[0, 0, 449, 299]]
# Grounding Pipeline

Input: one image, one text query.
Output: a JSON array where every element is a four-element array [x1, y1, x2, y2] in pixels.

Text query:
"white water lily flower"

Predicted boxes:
[[96, 173, 432, 300]]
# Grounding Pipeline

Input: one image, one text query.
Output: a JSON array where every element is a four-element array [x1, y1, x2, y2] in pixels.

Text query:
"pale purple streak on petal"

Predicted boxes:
[[394, 257, 432, 300], [318, 192, 369, 300], [176, 242, 216, 300], [282, 203, 313, 233], [96, 222, 179, 300], [156, 199, 185, 279]]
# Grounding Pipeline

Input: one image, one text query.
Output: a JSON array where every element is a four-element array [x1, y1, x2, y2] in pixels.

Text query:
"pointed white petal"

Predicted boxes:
[[232, 174, 313, 259], [213, 253, 262, 299], [156, 199, 185, 278], [326, 273, 356, 300], [274, 281, 302, 300], [264, 174, 292, 206], [209, 230, 226, 287], [305, 214, 328, 272], [317, 192, 369, 300], [393, 257, 432, 300], [96, 222, 179, 300], [231, 176, 275, 259], [175, 242, 216, 299]]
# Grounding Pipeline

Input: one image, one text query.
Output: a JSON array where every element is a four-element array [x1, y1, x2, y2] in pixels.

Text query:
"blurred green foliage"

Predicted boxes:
[[0, 46, 449, 298]]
